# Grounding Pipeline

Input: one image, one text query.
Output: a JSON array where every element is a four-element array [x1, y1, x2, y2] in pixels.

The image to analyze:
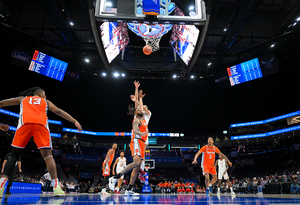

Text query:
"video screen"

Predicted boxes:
[[227, 58, 263, 86], [28, 50, 68, 82], [100, 22, 129, 63], [169, 6, 200, 65]]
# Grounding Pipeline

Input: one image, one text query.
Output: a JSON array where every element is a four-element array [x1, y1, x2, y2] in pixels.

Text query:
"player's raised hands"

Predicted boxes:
[[134, 80, 140, 88], [130, 95, 137, 102]]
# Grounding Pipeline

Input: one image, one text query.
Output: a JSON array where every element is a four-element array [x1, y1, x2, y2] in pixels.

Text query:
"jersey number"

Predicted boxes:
[[208, 155, 212, 159], [28, 97, 41, 105]]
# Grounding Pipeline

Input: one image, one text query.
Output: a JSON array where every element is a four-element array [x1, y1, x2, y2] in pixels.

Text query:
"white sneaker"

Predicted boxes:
[[108, 177, 118, 191], [124, 190, 140, 196], [217, 190, 220, 195], [101, 189, 108, 195], [231, 191, 236, 195]]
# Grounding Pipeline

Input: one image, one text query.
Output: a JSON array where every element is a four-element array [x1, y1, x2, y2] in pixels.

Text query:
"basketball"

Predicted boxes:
[[143, 45, 152, 55]]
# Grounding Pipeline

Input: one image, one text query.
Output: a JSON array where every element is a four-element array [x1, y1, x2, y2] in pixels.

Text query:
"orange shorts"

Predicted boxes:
[[202, 164, 217, 176], [12, 123, 52, 149], [130, 138, 145, 159], [102, 162, 111, 177]]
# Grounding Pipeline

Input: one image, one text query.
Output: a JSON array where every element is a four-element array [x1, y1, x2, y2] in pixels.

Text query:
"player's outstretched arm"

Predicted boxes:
[[0, 97, 23, 108], [192, 150, 202, 164], [218, 152, 232, 167], [134, 81, 140, 108], [47, 100, 82, 132], [112, 158, 119, 175], [214, 159, 218, 169]]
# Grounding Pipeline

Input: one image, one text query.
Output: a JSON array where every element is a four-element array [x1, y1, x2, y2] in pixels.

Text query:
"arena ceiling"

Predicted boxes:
[[1, 0, 300, 79]]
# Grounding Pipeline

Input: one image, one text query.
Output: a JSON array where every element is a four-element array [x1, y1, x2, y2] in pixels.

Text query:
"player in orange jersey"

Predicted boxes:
[[101, 143, 117, 194], [0, 87, 82, 197], [192, 137, 232, 195], [108, 95, 148, 195]]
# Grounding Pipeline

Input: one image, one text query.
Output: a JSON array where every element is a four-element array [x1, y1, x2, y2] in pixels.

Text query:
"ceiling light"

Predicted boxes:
[[296, 17, 300, 22], [172, 75, 177, 79], [70, 22, 74, 26], [208, 62, 212, 66], [113, 72, 120, 77], [224, 28, 227, 31], [270, 44, 275, 48], [190, 75, 195, 79], [84, 58, 89, 63], [121, 73, 125, 77], [105, 2, 112, 7], [102, 72, 107, 77]]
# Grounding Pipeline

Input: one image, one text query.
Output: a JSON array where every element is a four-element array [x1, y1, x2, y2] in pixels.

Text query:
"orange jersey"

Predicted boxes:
[[200, 145, 220, 166], [131, 118, 148, 142], [18, 96, 48, 128], [103, 149, 115, 166]]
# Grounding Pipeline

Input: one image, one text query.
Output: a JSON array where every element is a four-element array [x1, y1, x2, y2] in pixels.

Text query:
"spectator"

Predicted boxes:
[[291, 177, 300, 194], [257, 178, 265, 194]]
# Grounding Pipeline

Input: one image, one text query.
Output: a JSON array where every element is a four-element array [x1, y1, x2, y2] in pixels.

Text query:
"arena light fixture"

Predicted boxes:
[[296, 17, 300, 21], [70, 21, 74, 26], [105, 1, 112, 7], [172, 74, 177, 79], [102, 72, 107, 77], [84, 58, 90, 63], [121, 73, 125, 77], [113, 72, 120, 77], [190, 75, 195, 79]]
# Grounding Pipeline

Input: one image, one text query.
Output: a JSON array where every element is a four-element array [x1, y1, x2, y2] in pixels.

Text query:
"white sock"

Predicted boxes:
[[217, 188, 220, 191], [230, 187, 233, 192], [0, 177, 8, 188], [140, 160, 145, 171], [115, 187, 119, 192], [209, 183, 212, 187], [52, 178, 59, 189]]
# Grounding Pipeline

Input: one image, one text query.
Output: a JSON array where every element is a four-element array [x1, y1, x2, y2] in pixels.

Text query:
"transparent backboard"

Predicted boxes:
[[95, 0, 206, 26]]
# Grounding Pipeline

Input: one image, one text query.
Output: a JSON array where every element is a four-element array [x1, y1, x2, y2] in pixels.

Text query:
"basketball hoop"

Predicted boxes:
[[142, 35, 162, 53]]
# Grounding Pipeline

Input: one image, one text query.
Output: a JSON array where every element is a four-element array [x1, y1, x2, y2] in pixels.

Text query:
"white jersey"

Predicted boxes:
[[116, 157, 126, 172], [217, 159, 229, 180], [218, 159, 227, 171]]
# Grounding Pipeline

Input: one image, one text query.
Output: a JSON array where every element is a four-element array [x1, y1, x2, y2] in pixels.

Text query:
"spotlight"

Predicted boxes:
[[189, 6, 194, 11], [70, 21, 74, 26], [121, 73, 125, 77], [224, 28, 227, 32], [270, 44, 275, 48], [296, 17, 300, 22], [102, 72, 107, 77], [172, 75, 177, 79], [113, 72, 120, 77], [105, 1, 112, 7], [190, 75, 195, 79], [208, 62, 212, 66], [84, 58, 89, 63]]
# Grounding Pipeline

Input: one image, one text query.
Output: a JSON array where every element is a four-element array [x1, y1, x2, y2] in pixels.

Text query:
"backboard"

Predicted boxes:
[[95, 0, 206, 26]]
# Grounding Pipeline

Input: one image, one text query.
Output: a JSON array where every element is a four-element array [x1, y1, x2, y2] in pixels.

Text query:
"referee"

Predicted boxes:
[[1, 152, 22, 195]]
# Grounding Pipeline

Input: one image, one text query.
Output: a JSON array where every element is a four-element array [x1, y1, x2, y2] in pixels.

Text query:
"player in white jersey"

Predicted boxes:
[[214, 154, 235, 195], [112, 150, 127, 194]]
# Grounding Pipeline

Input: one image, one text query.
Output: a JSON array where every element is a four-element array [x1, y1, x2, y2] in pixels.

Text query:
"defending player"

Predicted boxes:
[[0, 87, 82, 197], [101, 143, 117, 194], [192, 137, 232, 195], [214, 154, 235, 195], [108, 96, 148, 195], [112, 150, 127, 194]]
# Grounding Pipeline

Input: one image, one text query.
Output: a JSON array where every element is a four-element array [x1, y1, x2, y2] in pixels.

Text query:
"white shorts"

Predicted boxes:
[[116, 169, 124, 179], [218, 170, 229, 180]]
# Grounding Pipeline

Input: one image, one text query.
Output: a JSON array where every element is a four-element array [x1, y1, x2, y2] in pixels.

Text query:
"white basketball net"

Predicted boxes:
[[142, 36, 162, 52]]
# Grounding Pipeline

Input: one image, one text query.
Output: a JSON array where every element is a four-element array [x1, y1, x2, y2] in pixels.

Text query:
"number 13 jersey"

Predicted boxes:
[[18, 96, 49, 129]]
